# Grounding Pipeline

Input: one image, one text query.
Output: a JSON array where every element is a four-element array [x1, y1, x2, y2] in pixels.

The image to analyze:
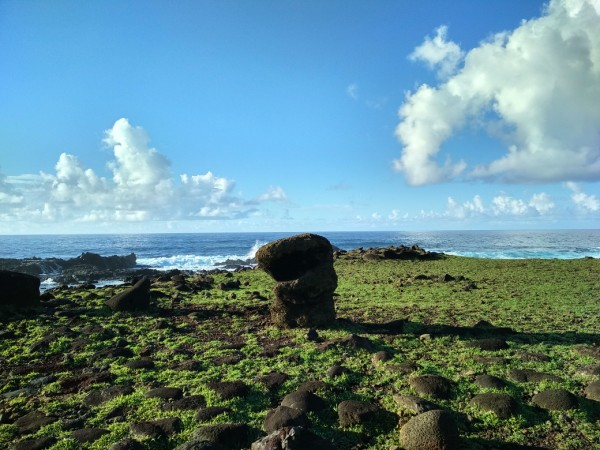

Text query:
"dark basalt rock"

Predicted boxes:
[[337, 400, 381, 427], [532, 389, 578, 410], [255, 371, 288, 390], [393, 394, 438, 414], [13, 410, 58, 434], [264, 406, 309, 432], [399, 409, 459, 450], [474, 374, 507, 389], [251, 426, 336, 450], [281, 390, 327, 413], [145, 387, 183, 400], [196, 407, 231, 422], [11, 436, 56, 450], [106, 277, 151, 311], [584, 380, 600, 401], [190, 423, 253, 450], [0, 270, 40, 308], [162, 395, 206, 411], [409, 375, 453, 399], [470, 393, 518, 418], [509, 369, 562, 383], [206, 381, 249, 399], [70, 427, 110, 443], [109, 438, 146, 450]]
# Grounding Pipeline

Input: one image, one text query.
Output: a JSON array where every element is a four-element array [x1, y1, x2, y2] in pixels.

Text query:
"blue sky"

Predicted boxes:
[[1, 0, 599, 234]]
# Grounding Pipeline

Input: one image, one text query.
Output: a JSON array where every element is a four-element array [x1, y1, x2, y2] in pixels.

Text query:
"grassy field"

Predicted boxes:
[[1, 254, 599, 449]]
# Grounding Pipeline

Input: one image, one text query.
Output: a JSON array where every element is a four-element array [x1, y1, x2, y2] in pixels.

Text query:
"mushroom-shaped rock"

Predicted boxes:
[[399, 409, 460, 450]]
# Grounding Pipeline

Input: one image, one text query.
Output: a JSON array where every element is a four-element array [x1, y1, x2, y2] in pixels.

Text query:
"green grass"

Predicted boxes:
[[1, 255, 599, 449]]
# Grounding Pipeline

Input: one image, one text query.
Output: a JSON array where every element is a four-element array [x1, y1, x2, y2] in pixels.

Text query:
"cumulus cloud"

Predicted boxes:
[[395, 0, 600, 185], [566, 181, 600, 211], [447, 192, 555, 219], [1, 118, 287, 226], [409, 25, 465, 79]]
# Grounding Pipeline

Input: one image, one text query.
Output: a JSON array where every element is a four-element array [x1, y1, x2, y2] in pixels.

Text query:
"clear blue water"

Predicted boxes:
[[1, 230, 599, 272]]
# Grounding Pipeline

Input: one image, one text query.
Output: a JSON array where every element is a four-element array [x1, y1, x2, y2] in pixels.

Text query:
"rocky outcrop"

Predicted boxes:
[[0, 270, 40, 308], [256, 234, 337, 328]]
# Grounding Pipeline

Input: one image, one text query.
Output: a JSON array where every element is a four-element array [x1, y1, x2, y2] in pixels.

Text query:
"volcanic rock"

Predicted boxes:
[[337, 400, 381, 427], [532, 389, 578, 410], [251, 426, 335, 450], [470, 393, 518, 418], [264, 406, 309, 432], [106, 277, 151, 311], [0, 270, 40, 308], [399, 409, 459, 450], [256, 234, 337, 327]]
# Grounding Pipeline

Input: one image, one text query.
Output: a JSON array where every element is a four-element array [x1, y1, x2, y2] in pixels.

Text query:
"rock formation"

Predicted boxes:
[[256, 233, 337, 328], [0, 270, 40, 308]]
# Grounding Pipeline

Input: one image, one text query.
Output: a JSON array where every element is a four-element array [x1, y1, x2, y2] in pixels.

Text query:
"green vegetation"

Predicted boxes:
[[1, 255, 599, 449]]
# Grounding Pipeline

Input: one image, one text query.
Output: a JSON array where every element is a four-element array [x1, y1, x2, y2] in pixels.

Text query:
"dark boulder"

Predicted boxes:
[[251, 426, 335, 450], [470, 393, 518, 418], [264, 406, 309, 432], [409, 375, 453, 399], [337, 400, 381, 427], [0, 270, 40, 308], [256, 233, 333, 281], [106, 277, 151, 311], [532, 389, 578, 410]]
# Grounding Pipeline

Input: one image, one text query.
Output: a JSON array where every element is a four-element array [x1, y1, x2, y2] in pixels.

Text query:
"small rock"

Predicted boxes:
[[474, 374, 506, 389], [584, 380, 600, 401], [326, 363, 349, 378], [196, 406, 231, 422], [281, 390, 327, 413], [13, 410, 57, 433], [409, 375, 453, 399], [470, 393, 518, 419], [71, 427, 110, 443], [206, 381, 249, 399], [372, 350, 391, 365], [251, 426, 335, 450], [255, 371, 288, 390], [10, 436, 56, 450], [109, 438, 146, 450], [399, 409, 459, 450], [162, 395, 206, 411], [264, 406, 309, 432], [509, 369, 562, 383], [393, 394, 438, 414], [191, 423, 252, 450], [337, 400, 381, 427], [532, 389, 578, 411], [124, 357, 155, 370], [146, 387, 183, 400]]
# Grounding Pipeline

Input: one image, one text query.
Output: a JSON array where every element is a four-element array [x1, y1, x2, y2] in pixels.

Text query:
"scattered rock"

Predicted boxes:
[[190, 423, 252, 450], [84, 385, 134, 406], [206, 381, 249, 399], [146, 387, 183, 400], [337, 400, 381, 427], [14, 410, 57, 434], [465, 338, 509, 351], [399, 409, 460, 450], [576, 364, 600, 376], [108, 438, 146, 450], [163, 395, 206, 411], [106, 277, 151, 311], [124, 357, 155, 370], [264, 405, 309, 432], [584, 380, 600, 401], [474, 374, 507, 389], [326, 363, 349, 378], [372, 350, 392, 365], [71, 427, 110, 443], [518, 352, 551, 363], [509, 369, 562, 383], [388, 361, 419, 375], [297, 380, 327, 393], [251, 426, 335, 450], [255, 371, 288, 390], [196, 407, 231, 422], [281, 390, 327, 413], [393, 394, 438, 414], [409, 375, 453, 399], [532, 389, 578, 410], [470, 393, 518, 419], [10, 436, 56, 450]]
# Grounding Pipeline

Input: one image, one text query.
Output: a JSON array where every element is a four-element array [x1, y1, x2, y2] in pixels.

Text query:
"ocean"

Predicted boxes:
[[1, 229, 599, 269]]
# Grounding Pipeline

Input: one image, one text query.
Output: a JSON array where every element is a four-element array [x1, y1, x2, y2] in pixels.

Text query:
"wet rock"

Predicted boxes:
[[474, 374, 507, 389], [251, 426, 335, 450], [256, 233, 337, 328], [399, 409, 459, 450], [281, 390, 327, 413], [409, 375, 453, 399], [337, 400, 381, 427], [0, 270, 40, 308], [106, 277, 151, 311], [470, 393, 518, 419], [264, 406, 309, 432], [532, 389, 578, 410], [393, 394, 438, 414]]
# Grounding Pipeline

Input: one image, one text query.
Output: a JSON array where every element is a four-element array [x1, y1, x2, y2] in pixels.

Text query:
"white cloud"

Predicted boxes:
[[0, 118, 289, 227], [395, 0, 600, 185], [346, 83, 359, 100], [409, 25, 465, 79], [566, 181, 600, 211], [447, 192, 555, 219]]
